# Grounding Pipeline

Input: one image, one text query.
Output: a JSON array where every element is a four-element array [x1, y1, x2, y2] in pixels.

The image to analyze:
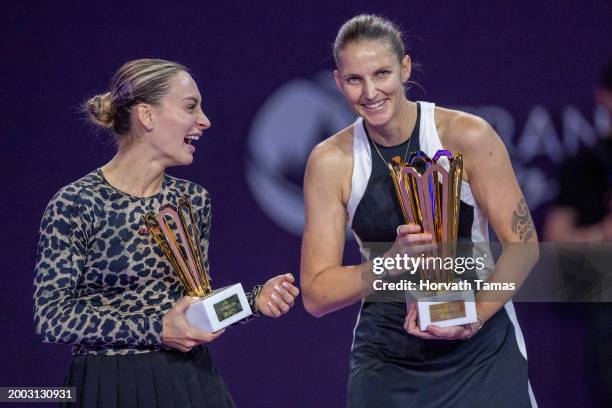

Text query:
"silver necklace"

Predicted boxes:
[[365, 102, 417, 168], [366, 127, 412, 170]]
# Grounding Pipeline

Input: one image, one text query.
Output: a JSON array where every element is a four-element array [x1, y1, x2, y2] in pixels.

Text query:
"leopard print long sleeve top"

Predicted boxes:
[[34, 169, 259, 356]]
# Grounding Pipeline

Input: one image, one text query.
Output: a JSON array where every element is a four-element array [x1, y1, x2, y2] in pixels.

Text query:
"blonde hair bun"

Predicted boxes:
[[85, 91, 115, 128]]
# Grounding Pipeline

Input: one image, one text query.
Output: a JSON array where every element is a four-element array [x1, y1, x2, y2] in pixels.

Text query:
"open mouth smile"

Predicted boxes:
[[184, 135, 200, 145], [362, 99, 386, 110]]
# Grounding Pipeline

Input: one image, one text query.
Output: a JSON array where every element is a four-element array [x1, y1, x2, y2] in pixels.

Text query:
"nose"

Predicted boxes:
[[363, 79, 378, 100], [197, 110, 211, 131]]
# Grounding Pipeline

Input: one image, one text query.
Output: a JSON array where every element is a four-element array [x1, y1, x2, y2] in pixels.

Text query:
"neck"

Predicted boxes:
[[366, 99, 416, 146], [101, 139, 166, 197]]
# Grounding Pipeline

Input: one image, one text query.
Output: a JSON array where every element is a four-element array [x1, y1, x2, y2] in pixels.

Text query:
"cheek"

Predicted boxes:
[[156, 115, 175, 131], [392, 76, 406, 91], [343, 87, 362, 103], [377, 80, 403, 99], [165, 117, 191, 138]]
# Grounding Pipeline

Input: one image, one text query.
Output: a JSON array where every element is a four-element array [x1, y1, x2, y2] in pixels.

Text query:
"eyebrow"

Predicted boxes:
[[182, 96, 200, 103], [341, 73, 361, 80], [342, 66, 394, 78]]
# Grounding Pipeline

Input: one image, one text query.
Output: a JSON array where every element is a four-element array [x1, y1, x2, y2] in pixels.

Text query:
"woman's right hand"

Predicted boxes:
[[162, 296, 224, 352], [393, 224, 434, 250], [383, 224, 436, 277]]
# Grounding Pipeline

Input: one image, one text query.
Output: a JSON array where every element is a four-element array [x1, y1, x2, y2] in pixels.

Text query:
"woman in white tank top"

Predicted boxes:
[[300, 14, 539, 407]]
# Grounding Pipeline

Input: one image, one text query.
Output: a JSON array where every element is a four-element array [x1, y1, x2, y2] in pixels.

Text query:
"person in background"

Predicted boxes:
[[544, 59, 612, 407], [544, 60, 612, 242]]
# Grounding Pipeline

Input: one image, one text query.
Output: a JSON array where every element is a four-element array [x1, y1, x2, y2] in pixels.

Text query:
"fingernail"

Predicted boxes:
[[282, 282, 290, 288], [274, 284, 282, 291], [285, 273, 293, 278], [271, 293, 278, 300]]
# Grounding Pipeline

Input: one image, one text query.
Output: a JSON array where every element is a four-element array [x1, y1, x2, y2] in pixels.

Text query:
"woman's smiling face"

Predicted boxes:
[[146, 71, 211, 166], [334, 40, 411, 130]]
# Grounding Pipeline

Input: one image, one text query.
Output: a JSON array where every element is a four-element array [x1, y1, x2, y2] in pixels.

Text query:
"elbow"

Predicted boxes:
[[528, 233, 540, 263], [35, 318, 55, 343], [36, 320, 76, 345], [34, 307, 46, 338], [300, 265, 338, 318], [302, 292, 329, 318], [34, 304, 67, 344]]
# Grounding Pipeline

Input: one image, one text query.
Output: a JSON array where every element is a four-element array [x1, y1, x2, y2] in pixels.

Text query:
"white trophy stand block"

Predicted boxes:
[[185, 283, 252, 332], [415, 290, 477, 331]]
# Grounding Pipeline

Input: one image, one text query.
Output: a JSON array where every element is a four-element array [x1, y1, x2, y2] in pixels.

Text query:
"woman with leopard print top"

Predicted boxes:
[[34, 59, 300, 408]]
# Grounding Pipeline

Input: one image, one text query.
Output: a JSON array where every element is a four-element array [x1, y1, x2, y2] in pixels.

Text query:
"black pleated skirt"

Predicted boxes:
[[61, 346, 235, 408]]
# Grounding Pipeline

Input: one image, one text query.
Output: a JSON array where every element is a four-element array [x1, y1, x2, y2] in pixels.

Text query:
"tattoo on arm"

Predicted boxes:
[[511, 198, 535, 242]]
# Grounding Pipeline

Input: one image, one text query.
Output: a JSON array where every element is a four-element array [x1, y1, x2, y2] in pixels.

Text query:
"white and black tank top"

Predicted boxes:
[[346, 101, 529, 362]]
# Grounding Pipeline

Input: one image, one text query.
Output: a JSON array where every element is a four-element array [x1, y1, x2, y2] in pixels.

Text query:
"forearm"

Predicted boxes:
[[302, 260, 380, 317], [34, 290, 164, 346], [302, 231, 431, 317], [475, 242, 539, 322]]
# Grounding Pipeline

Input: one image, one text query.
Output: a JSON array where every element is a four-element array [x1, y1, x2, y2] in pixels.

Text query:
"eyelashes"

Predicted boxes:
[[345, 70, 392, 84]]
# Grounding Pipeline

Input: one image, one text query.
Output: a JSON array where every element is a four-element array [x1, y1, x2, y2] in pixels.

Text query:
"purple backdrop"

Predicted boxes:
[[2, 1, 611, 407]]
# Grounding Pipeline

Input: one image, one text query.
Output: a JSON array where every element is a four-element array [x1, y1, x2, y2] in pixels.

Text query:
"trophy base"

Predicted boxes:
[[412, 290, 476, 331], [185, 283, 253, 332]]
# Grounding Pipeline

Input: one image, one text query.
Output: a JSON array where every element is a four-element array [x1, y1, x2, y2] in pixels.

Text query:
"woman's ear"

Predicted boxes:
[[136, 104, 154, 131], [401, 55, 412, 84], [333, 69, 343, 92]]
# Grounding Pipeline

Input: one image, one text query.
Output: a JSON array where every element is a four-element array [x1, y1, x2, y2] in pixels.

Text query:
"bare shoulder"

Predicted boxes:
[[307, 124, 353, 176], [434, 106, 498, 156], [434, 106, 510, 182], [305, 124, 354, 204]]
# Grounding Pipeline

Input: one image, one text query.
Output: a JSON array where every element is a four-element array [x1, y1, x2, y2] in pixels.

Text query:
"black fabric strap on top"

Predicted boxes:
[[362, 102, 421, 164]]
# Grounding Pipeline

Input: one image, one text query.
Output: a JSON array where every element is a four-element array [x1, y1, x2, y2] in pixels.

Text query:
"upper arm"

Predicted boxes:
[[450, 115, 537, 243], [33, 187, 164, 346], [301, 142, 350, 290], [33, 188, 88, 335]]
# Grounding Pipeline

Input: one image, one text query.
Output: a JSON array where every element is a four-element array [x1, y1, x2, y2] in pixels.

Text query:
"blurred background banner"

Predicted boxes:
[[2, 1, 611, 407]]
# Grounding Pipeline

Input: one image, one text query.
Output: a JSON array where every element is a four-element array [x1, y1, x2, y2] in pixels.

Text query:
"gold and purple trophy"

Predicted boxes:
[[143, 197, 252, 332], [390, 150, 476, 330]]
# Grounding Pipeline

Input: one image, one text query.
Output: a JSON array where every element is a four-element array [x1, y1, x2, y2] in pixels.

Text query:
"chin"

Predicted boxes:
[[361, 111, 393, 128], [172, 155, 194, 167]]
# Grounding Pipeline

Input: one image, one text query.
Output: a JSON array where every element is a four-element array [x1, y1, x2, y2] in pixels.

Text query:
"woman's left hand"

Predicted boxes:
[[403, 303, 478, 340], [256, 273, 300, 318]]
